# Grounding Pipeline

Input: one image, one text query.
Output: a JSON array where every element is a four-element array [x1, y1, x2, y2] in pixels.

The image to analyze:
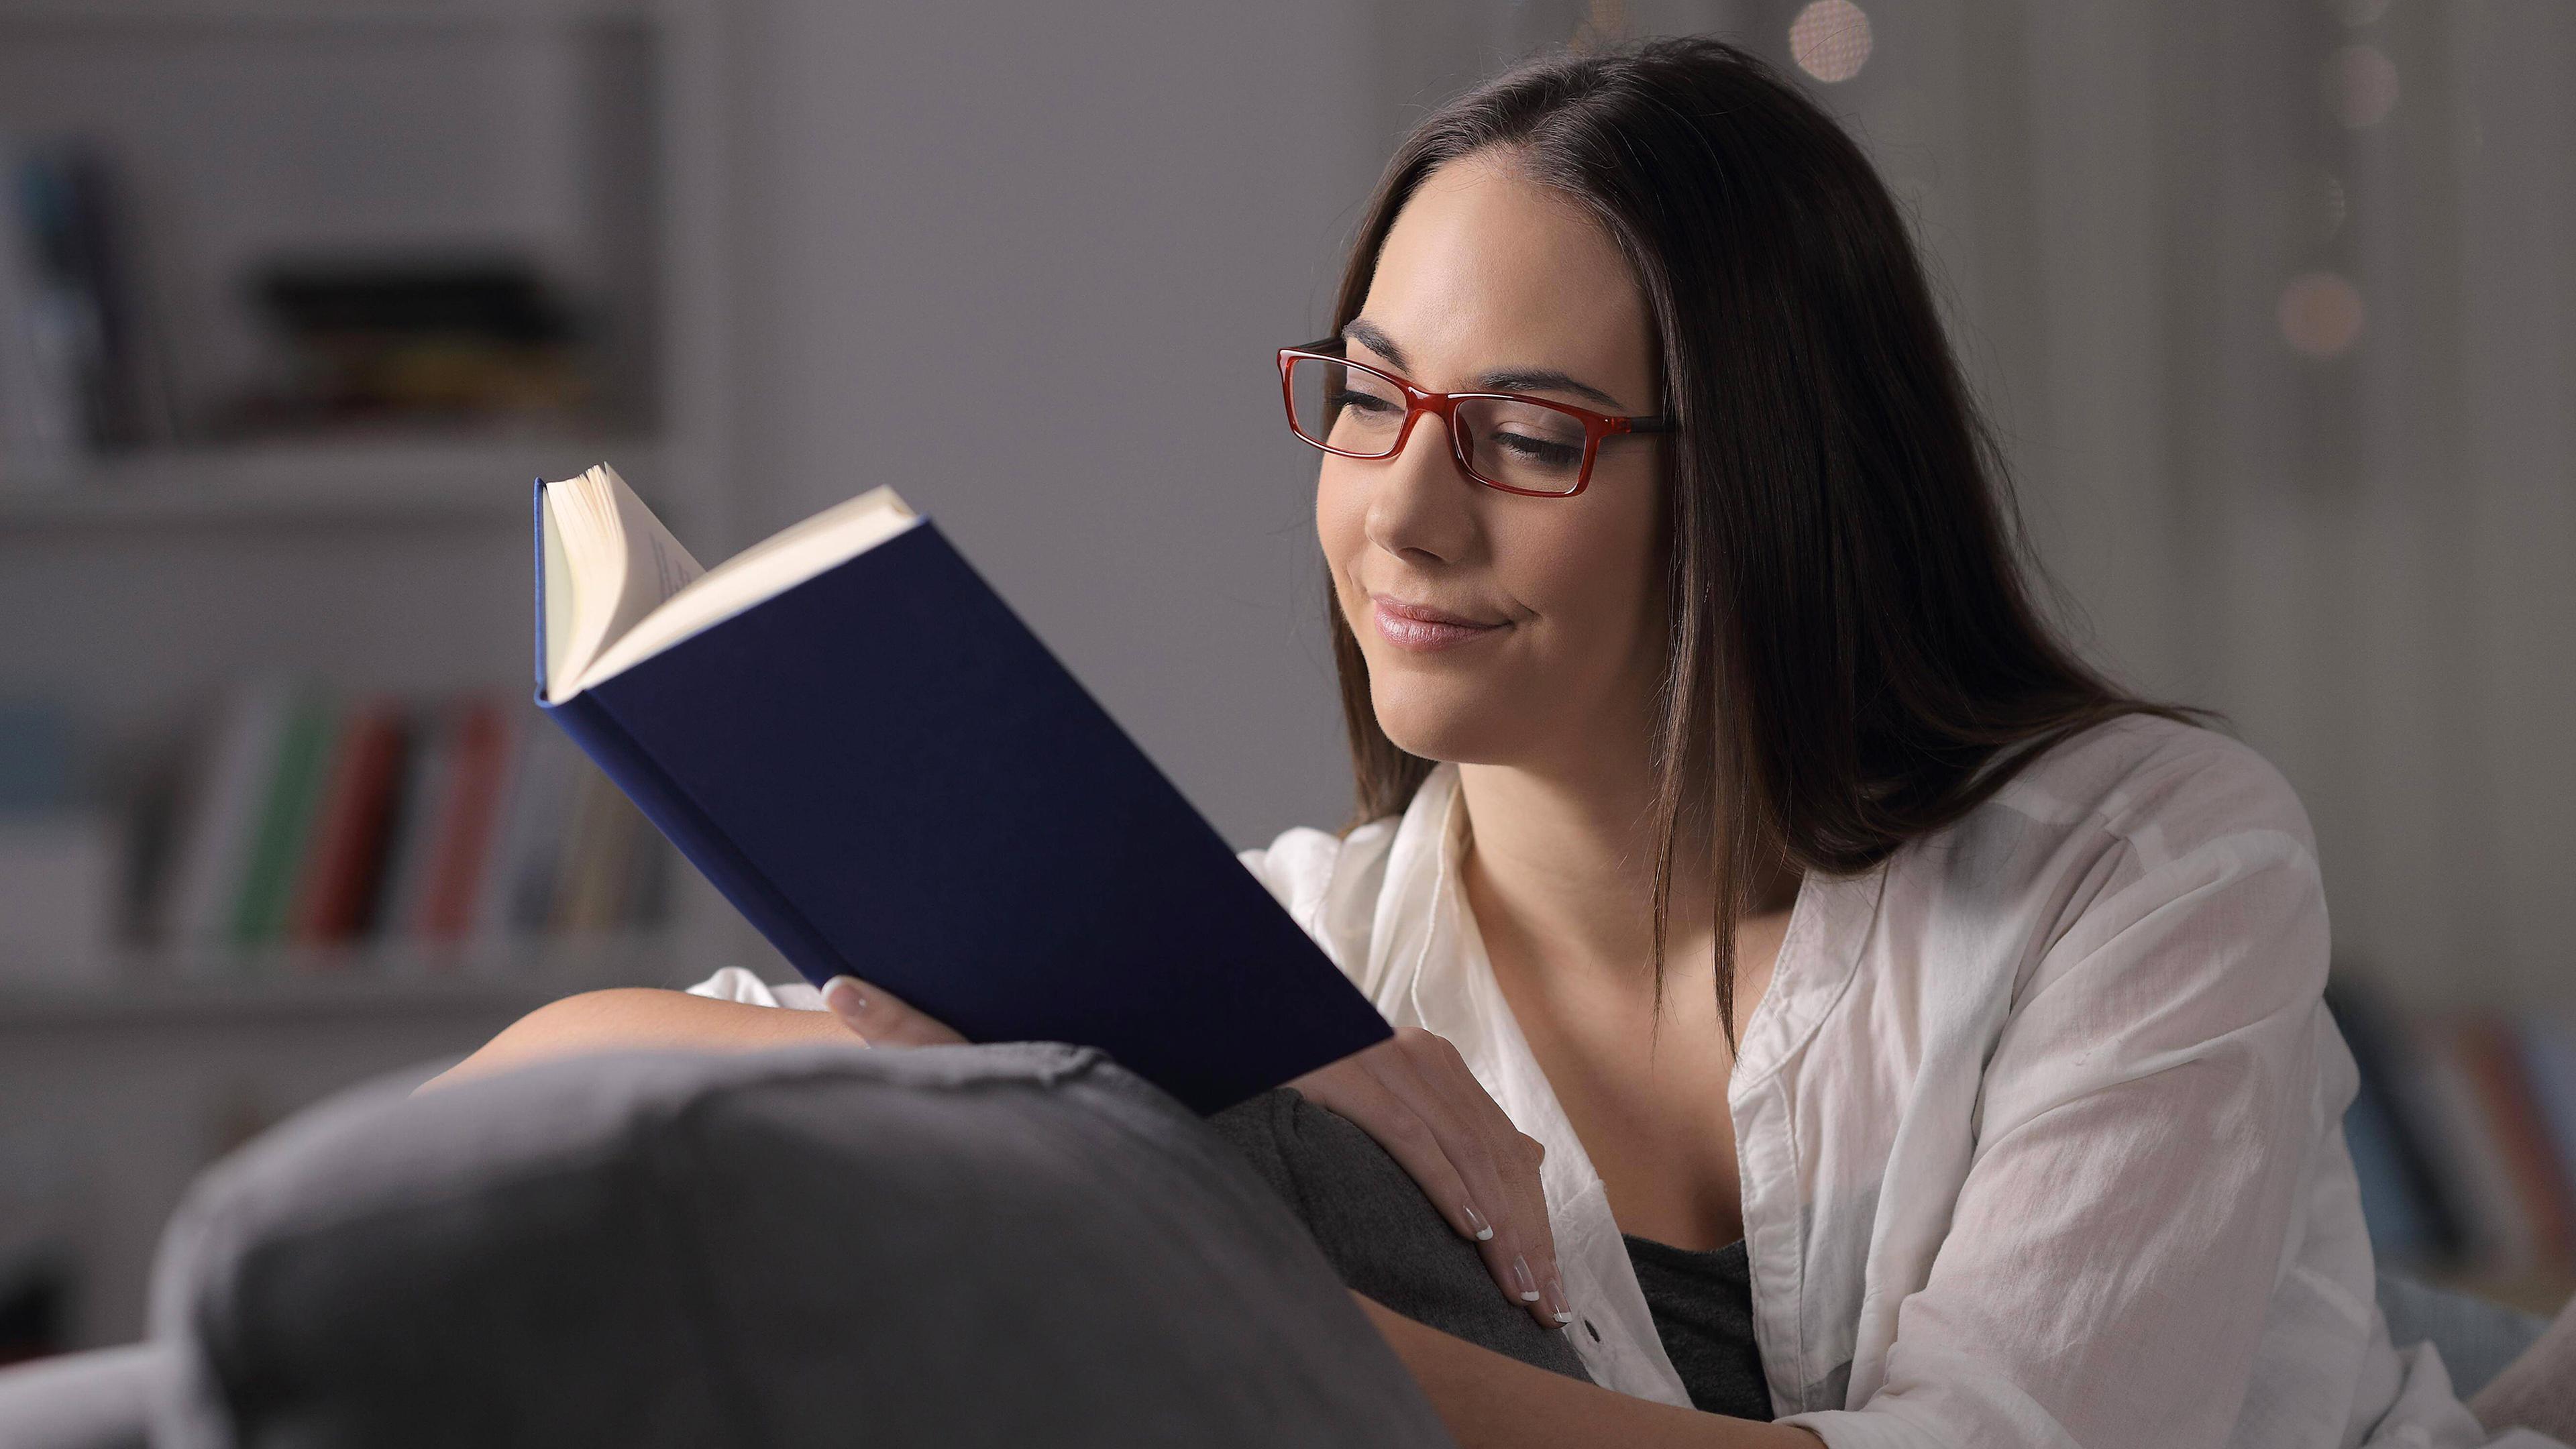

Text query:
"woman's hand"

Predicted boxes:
[[1293, 1028, 1569, 1330], [418, 975, 957, 1095], [817, 975, 966, 1046], [818, 984, 1567, 1328]]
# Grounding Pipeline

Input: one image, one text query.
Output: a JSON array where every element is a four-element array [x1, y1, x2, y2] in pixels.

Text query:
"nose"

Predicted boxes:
[[1360, 407, 1481, 566]]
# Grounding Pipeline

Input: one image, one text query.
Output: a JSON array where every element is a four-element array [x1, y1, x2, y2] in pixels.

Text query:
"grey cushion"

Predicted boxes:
[[143, 1042, 1453, 1449]]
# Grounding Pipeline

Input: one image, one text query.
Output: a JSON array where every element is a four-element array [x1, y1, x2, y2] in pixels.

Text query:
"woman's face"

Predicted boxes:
[[1318, 150, 1668, 775]]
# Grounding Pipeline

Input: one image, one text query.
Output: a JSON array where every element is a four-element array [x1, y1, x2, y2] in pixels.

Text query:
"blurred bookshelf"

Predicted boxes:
[[0, 435, 660, 528], [0, 931, 684, 1026], [2330, 981, 2576, 1315], [0, 0, 735, 977], [0, 0, 655, 24], [0, 0, 740, 1348]]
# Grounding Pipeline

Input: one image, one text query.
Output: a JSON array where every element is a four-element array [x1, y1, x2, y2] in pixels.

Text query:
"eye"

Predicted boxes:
[[1327, 387, 1403, 417], [1486, 428, 1585, 466]]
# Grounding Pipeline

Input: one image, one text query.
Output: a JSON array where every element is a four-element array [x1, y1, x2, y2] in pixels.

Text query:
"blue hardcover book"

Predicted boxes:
[[534, 464, 1389, 1113]]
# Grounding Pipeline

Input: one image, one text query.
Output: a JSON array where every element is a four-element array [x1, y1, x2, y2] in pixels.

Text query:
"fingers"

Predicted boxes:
[[1295, 1030, 1570, 1329], [1375, 1032, 1568, 1328], [1292, 1061, 1493, 1246], [820, 975, 967, 1047]]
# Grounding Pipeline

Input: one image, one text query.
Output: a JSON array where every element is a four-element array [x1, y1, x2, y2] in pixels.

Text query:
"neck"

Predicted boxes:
[[1454, 755, 1717, 991], [1452, 747, 1804, 995]]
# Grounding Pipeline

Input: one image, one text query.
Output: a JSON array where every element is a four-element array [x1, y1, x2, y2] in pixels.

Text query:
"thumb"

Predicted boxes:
[[820, 975, 967, 1047]]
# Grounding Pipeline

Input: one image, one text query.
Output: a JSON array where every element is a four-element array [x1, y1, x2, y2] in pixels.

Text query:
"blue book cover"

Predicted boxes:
[[534, 476, 1391, 1114], [2516, 1020, 2576, 1191]]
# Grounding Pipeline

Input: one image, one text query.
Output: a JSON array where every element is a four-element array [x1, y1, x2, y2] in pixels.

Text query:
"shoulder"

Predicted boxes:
[[1986, 712, 2315, 870], [1237, 814, 1401, 977], [1933, 718, 2339, 1138], [1952, 713, 2328, 1015], [1884, 714, 2326, 1011]]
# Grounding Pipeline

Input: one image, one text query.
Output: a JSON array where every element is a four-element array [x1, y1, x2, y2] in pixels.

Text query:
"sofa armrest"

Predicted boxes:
[[145, 1042, 1452, 1449], [0, 1343, 172, 1449]]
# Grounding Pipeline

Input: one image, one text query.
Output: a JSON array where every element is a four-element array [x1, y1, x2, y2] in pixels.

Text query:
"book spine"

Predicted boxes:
[[2457, 1020, 2576, 1263], [2520, 1021, 2576, 1192], [480, 724, 575, 940], [2417, 1024, 2540, 1269], [540, 688, 853, 983], [368, 703, 452, 938], [292, 700, 405, 946], [533, 480, 547, 692], [229, 694, 335, 947], [546, 767, 615, 932], [160, 684, 288, 953], [560, 780, 640, 934], [0, 140, 83, 486], [419, 702, 510, 943]]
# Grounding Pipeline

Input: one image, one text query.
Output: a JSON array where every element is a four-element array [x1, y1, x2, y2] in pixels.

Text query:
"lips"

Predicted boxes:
[[1370, 595, 1509, 653]]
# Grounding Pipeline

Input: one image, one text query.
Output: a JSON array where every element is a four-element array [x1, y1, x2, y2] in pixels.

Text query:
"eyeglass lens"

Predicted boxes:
[[1287, 356, 1591, 494]]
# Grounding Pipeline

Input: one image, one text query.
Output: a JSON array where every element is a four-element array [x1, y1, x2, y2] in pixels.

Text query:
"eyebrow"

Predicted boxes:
[[1340, 317, 1634, 413]]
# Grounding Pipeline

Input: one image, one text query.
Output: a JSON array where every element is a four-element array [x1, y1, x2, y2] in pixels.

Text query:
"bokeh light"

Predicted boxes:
[[2313, 172, 2348, 241], [2278, 271, 2367, 357], [1789, 0, 1872, 85]]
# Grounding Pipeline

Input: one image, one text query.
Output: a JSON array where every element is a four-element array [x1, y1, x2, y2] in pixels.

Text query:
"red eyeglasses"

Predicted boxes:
[[1277, 341, 1672, 497]]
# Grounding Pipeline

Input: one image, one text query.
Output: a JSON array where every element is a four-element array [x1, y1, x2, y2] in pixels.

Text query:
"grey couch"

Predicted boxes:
[[0, 1042, 1451, 1448], [0, 1042, 2547, 1448]]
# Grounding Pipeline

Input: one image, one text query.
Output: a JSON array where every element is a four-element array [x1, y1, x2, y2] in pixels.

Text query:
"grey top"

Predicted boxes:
[[1623, 1234, 1772, 1421]]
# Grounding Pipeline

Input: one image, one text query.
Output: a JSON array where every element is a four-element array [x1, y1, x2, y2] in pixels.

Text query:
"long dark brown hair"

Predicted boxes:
[[1326, 36, 2192, 1027]]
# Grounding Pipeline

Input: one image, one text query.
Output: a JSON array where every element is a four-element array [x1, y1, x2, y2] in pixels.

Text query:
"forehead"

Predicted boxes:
[[1360, 152, 1654, 393]]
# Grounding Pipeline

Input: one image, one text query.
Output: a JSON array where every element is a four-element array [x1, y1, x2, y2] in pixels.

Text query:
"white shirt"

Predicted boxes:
[[696, 715, 2546, 1449]]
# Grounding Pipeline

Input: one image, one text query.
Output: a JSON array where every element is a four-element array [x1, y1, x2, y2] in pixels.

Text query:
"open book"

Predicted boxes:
[[541, 468, 918, 703], [533, 464, 1389, 1112]]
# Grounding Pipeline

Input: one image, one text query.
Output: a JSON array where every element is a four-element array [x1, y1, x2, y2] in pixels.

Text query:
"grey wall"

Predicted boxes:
[[721, 1, 1392, 849], [712, 1, 2576, 1006]]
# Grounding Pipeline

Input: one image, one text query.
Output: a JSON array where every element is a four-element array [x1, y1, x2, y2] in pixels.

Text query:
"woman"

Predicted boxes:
[[443, 37, 2537, 1449]]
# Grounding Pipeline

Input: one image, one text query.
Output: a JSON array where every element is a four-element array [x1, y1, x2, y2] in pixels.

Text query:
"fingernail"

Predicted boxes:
[[1462, 1203, 1493, 1242], [1513, 1255, 1540, 1303], [1548, 1275, 1573, 1325], [822, 975, 866, 1016]]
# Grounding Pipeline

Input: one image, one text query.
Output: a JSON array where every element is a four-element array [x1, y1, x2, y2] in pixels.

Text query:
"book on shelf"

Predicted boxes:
[[533, 462, 1391, 1114], [0, 136, 172, 490], [289, 696, 403, 944], [0, 698, 119, 985], [151, 680, 668, 977], [2455, 1019, 2576, 1267], [228, 691, 335, 945], [2328, 977, 2576, 1273]]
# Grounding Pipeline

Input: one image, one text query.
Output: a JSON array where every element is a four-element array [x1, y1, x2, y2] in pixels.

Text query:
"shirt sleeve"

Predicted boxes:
[[1782, 824, 2334, 1449], [684, 965, 826, 1012]]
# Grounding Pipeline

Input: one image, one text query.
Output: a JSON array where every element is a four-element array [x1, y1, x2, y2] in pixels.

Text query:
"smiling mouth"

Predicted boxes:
[[1370, 596, 1510, 653]]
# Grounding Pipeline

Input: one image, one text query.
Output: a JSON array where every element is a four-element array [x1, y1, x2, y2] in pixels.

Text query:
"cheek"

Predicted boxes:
[[1498, 495, 1663, 655], [1314, 462, 1368, 600]]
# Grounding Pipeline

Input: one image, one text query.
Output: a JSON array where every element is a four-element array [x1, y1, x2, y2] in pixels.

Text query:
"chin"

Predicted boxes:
[[1367, 674, 1527, 765]]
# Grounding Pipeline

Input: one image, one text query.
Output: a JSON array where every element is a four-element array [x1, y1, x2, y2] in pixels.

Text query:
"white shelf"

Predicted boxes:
[[0, 436, 660, 530], [0, 930, 694, 1025], [0, 0, 651, 29]]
